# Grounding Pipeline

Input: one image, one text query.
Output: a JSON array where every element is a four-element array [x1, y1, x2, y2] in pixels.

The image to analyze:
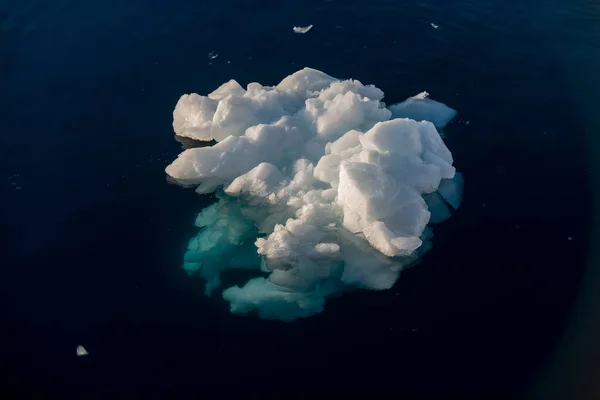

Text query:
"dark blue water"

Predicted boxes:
[[2, 0, 599, 397]]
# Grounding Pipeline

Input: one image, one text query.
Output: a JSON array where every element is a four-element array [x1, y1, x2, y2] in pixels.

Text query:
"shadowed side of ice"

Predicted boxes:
[[165, 68, 463, 321], [388, 91, 457, 130]]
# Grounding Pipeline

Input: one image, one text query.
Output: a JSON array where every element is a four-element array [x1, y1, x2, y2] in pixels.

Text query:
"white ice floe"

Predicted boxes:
[[166, 67, 462, 321]]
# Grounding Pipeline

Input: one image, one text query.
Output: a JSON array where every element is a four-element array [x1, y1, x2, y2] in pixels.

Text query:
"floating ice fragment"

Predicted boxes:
[[76, 345, 88, 356], [165, 67, 463, 321], [431, 23, 439, 29], [208, 51, 218, 60], [293, 25, 313, 34]]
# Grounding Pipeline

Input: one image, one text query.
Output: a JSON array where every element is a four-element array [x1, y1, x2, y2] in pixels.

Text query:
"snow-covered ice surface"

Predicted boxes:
[[166, 68, 463, 321]]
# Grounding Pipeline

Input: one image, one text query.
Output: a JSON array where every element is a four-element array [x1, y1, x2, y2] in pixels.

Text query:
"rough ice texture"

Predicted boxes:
[[166, 68, 463, 321]]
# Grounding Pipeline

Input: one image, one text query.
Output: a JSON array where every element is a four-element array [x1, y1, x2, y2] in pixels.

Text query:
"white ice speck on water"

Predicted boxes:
[[293, 25, 313, 33], [208, 51, 218, 60], [568, 236, 573, 241], [430, 23, 439, 29], [77, 345, 88, 356]]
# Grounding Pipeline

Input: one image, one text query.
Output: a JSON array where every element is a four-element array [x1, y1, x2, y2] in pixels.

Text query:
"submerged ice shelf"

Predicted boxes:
[[165, 67, 462, 321]]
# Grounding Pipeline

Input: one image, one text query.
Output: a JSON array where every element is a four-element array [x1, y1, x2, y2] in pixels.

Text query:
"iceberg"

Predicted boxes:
[[166, 68, 463, 321]]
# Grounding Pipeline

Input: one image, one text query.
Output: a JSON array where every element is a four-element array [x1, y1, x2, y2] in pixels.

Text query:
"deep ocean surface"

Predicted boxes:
[[1, 0, 599, 397]]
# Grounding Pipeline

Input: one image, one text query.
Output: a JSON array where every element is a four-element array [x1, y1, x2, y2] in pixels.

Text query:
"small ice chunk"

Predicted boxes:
[[293, 25, 313, 34], [208, 51, 218, 60], [568, 236, 573, 241], [76, 345, 88, 356], [430, 23, 439, 29]]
